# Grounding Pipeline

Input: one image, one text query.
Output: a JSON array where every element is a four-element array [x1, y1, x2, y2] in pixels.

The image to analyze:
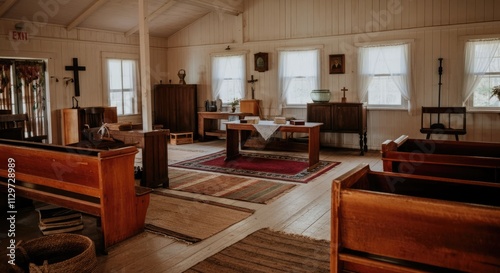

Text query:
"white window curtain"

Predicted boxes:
[[278, 49, 319, 113], [211, 54, 245, 101], [462, 40, 500, 105], [357, 43, 413, 114]]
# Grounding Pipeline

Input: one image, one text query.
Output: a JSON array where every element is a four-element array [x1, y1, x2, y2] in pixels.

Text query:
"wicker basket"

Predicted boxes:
[[12, 234, 97, 273]]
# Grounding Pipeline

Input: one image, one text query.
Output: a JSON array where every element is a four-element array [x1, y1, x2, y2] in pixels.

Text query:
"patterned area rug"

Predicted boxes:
[[170, 150, 340, 183], [145, 192, 254, 244], [184, 228, 330, 272], [167, 168, 296, 204]]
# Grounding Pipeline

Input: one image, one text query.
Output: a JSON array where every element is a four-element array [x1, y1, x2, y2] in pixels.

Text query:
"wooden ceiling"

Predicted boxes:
[[0, 0, 243, 38]]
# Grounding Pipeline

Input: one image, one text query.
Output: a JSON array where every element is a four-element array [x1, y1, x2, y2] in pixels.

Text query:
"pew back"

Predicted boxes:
[[381, 135, 500, 182], [331, 164, 500, 273], [0, 139, 150, 249]]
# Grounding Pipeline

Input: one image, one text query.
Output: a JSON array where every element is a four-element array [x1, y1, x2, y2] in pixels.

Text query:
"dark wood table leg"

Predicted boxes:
[[225, 127, 240, 161], [307, 126, 320, 171], [363, 132, 368, 153]]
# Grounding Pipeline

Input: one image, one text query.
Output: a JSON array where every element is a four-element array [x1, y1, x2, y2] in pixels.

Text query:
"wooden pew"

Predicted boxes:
[[381, 135, 500, 182], [331, 163, 500, 273], [0, 139, 151, 249]]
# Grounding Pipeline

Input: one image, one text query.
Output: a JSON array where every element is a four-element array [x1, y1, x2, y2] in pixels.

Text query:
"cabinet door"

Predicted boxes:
[[175, 85, 197, 133], [153, 84, 197, 133], [153, 85, 177, 131], [332, 104, 361, 133], [307, 103, 333, 131]]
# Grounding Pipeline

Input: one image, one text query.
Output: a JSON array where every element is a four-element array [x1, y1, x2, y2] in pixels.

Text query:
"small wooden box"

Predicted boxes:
[[170, 132, 193, 145], [290, 119, 305, 125]]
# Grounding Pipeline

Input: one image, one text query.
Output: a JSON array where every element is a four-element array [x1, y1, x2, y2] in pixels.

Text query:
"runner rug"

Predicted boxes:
[[167, 168, 296, 204], [170, 150, 340, 183], [184, 228, 330, 272], [145, 192, 254, 244]]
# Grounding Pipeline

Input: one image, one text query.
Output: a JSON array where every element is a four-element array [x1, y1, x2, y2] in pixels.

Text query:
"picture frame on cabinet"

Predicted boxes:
[[329, 54, 345, 74], [254, 52, 268, 72]]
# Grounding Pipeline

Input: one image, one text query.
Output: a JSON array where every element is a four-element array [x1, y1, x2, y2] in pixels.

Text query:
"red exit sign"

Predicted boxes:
[[9, 30, 29, 41]]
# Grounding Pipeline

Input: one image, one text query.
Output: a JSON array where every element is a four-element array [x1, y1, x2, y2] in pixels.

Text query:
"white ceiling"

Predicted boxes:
[[0, 0, 243, 38]]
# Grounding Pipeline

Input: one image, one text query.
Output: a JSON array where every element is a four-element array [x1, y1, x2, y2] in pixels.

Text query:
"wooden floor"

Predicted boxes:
[[3, 139, 383, 273]]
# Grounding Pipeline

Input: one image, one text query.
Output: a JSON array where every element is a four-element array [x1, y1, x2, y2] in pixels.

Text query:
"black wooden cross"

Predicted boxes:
[[247, 75, 258, 99], [65, 58, 86, 97]]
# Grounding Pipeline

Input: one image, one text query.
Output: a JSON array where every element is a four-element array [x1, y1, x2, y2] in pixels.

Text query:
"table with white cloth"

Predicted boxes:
[[224, 120, 323, 171]]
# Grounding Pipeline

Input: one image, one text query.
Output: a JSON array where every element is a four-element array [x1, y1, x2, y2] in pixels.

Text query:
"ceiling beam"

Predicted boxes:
[[66, 0, 109, 31], [0, 0, 18, 17], [125, 0, 176, 37], [182, 0, 242, 16]]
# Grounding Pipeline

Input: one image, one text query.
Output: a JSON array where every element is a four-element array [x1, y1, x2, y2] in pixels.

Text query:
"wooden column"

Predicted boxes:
[[139, 0, 152, 131]]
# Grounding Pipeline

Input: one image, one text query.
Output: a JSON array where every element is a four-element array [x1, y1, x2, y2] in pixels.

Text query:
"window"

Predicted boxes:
[[278, 49, 319, 107], [211, 54, 245, 104], [463, 39, 500, 108], [357, 43, 412, 112], [106, 59, 140, 116]]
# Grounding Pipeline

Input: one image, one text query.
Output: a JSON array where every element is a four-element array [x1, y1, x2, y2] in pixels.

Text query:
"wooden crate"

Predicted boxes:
[[170, 132, 193, 145]]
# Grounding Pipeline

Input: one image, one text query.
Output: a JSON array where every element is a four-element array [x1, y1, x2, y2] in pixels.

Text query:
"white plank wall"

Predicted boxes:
[[1, 0, 499, 147], [0, 19, 168, 144], [167, 0, 500, 149]]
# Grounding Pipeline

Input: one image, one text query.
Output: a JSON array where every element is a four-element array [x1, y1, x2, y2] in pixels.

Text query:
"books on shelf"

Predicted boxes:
[[36, 205, 84, 235]]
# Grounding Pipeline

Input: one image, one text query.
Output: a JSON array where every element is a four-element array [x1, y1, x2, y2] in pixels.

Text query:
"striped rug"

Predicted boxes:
[[184, 228, 330, 272], [167, 168, 296, 204], [146, 192, 254, 244]]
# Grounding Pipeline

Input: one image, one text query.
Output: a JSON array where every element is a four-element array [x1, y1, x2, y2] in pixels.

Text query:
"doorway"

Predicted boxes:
[[0, 58, 49, 141]]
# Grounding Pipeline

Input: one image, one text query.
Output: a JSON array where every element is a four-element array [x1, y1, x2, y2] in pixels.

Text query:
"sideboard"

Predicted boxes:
[[307, 102, 367, 155]]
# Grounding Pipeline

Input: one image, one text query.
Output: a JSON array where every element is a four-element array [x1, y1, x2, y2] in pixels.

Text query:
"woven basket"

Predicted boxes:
[[12, 234, 97, 273]]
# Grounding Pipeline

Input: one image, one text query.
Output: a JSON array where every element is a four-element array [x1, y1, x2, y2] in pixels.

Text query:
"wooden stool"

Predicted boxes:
[[170, 132, 193, 145]]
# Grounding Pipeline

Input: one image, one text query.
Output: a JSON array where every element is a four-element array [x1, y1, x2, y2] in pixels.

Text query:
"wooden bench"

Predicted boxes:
[[0, 113, 47, 142], [0, 139, 151, 250], [420, 106, 466, 140], [170, 132, 193, 145], [331, 163, 500, 273], [381, 135, 500, 182]]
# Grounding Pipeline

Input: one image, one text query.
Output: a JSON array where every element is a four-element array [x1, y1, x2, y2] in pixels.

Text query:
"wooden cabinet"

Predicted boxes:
[[307, 102, 367, 155], [153, 84, 197, 134], [60, 107, 117, 145]]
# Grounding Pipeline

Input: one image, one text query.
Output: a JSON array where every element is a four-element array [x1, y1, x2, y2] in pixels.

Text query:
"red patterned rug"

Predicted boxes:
[[170, 150, 340, 183]]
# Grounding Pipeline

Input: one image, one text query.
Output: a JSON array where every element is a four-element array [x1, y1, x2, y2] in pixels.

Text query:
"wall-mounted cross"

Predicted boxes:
[[341, 87, 348, 103], [65, 58, 86, 97], [247, 75, 258, 99]]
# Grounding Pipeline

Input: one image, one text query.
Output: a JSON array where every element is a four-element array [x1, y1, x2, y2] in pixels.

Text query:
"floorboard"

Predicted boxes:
[[2, 139, 384, 273]]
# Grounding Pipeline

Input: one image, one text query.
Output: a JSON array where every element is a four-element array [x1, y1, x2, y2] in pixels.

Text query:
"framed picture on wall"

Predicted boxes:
[[329, 54, 345, 74], [254, 52, 268, 72]]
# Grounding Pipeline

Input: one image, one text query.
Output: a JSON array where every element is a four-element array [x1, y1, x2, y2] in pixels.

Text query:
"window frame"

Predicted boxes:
[[101, 53, 141, 117], [278, 48, 321, 109], [463, 38, 500, 112], [210, 52, 246, 105], [356, 41, 413, 113]]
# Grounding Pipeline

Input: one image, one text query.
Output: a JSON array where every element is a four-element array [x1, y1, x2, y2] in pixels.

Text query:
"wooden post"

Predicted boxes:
[[139, 0, 152, 131]]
